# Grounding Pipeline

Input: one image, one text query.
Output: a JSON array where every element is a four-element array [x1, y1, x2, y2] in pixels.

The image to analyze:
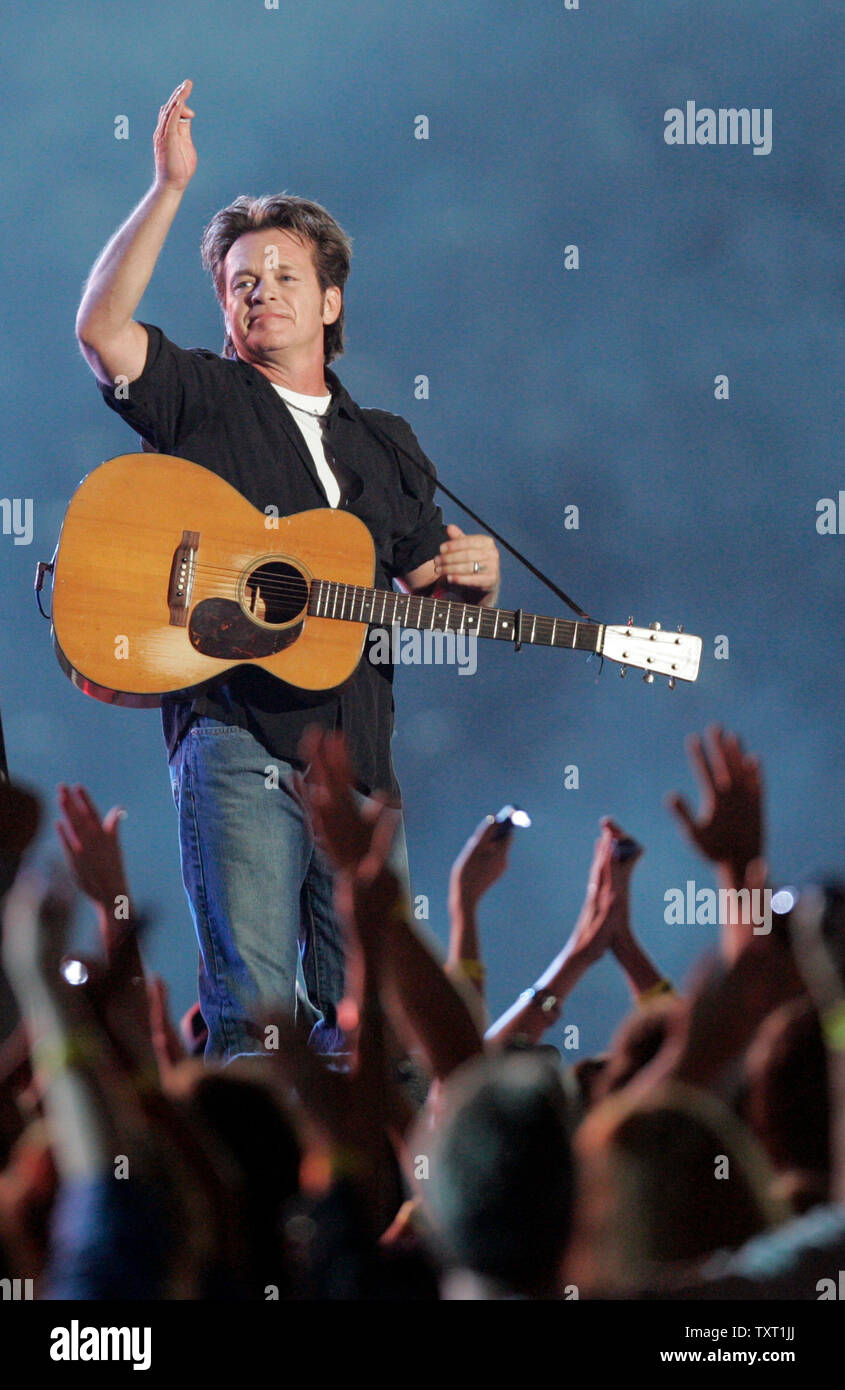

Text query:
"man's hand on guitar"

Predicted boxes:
[[432, 525, 500, 605], [153, 79, 197, 192]]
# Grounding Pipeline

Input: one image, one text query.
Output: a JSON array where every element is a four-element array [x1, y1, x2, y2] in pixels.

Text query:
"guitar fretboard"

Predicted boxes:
[[308, 581, 602, 652]]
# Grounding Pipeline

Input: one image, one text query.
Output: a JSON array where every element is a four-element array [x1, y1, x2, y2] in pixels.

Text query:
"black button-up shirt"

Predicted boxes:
[[98, 324, 448, 798]]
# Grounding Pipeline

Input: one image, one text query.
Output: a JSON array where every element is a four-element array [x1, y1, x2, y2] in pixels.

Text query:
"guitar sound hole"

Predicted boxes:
[[244, 562, 308, 625]]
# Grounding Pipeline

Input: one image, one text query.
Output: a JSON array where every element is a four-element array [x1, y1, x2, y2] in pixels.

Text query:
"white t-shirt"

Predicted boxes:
[[271, 382, 340, 507]]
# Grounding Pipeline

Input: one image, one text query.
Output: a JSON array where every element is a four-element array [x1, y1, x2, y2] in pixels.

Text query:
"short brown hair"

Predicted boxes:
[[200, 194, 352, 364]]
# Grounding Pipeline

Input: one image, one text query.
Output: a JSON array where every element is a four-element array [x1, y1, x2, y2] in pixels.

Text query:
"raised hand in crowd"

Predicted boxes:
[[446, 813, 514, 1007], [486, 819, 622, 1047], [55, 784, 130, 957], [599, 817, 668, 1002], [1, 861, 111, 1185], [147, 974, 187, 1082], [54, 783, 161, 1085], [668, 726, 764, 958], [295, 727, 482, 1085]]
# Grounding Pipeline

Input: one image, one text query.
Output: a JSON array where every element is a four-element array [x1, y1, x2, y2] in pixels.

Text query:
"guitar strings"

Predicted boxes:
[[159, 563, 578, 633], [143, 556, 584, 638], [91, 525, 585, 629], [159, 560, 500, 600], [154, 560, 572, 618], [93, 522, 583, 627], [84, 523, 578, 624]]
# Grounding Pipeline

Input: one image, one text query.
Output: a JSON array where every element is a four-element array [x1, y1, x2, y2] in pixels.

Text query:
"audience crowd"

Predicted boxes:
[[0, 723, 843, 1300]]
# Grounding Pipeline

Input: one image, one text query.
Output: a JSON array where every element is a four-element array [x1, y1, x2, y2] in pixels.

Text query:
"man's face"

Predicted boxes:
[[221, 227, 341, 366]]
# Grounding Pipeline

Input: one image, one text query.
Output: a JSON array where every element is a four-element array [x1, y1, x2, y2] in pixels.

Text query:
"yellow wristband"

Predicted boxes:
[[34, 1031, 100, 1079], [388, 896, 413, 925], [822, 1000, 845, 1051], [329, 1146, 371, 1182], [456, 959, 486, 984], [637, 979, 675, 1006]]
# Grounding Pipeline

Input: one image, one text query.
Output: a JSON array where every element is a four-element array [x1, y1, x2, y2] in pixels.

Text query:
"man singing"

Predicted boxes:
[[75, 79, 501, 1061]]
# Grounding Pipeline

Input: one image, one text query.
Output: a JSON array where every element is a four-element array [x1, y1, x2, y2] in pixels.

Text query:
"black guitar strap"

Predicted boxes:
[[356, 410, 594, 623]]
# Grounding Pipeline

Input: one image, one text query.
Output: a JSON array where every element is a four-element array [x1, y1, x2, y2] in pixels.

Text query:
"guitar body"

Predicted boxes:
[[52, 454, 375, 706], [51, 454, 703, 702]]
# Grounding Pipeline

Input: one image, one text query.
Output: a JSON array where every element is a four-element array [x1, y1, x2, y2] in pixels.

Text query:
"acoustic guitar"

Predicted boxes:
[[50, 454, 702, 705]]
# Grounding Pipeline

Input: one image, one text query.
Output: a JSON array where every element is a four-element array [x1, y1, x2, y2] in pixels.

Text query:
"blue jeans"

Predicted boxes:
[[168, 717, 409, 1062]]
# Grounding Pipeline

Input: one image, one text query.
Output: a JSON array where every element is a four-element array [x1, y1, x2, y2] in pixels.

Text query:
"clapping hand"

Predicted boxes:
[[449, 814, 512, 913]]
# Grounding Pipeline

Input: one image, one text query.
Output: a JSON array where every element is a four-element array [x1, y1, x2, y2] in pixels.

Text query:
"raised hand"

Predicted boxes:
[[568, 824, 621, 966], [597, 818, 642, 935], [448, 814, 512, 912], [56, 784, 128, 919], [667, 725, 763, 880], [147, 974, 187, 1078], [595, 817, 672, 999], [333, 809, 403, 944], [153, 79, 197, 192], [296, 726, 393, 873], [485, 822, 619, 1047]]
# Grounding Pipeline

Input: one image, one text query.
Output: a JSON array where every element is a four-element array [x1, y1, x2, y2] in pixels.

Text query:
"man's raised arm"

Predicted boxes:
[[75, 79, 197, 387]]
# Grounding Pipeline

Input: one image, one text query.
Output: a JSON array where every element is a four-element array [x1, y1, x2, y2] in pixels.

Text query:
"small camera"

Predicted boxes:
[[611, 836, 642, 863], [491, 804, 532, 840]]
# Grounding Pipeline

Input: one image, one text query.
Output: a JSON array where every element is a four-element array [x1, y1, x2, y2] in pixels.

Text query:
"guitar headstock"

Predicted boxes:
[[600, 621, 702, 685]]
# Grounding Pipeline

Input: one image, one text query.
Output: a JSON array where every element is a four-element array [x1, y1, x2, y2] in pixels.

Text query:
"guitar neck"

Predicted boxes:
[[308, 581, 602, 654]]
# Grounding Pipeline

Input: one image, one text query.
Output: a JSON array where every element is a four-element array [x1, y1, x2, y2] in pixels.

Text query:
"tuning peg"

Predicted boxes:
[[643, 672, 655, 684], [668, 677, 676, 690], [649, 622, 662, 631], [619, 666, 627, 678]]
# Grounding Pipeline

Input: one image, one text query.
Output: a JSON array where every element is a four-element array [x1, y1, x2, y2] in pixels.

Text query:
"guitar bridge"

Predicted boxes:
[[168, 530, 200, 626]]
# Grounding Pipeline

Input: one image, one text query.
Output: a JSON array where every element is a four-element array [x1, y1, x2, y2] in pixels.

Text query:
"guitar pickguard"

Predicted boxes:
[[189, 599, 302, 660]]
